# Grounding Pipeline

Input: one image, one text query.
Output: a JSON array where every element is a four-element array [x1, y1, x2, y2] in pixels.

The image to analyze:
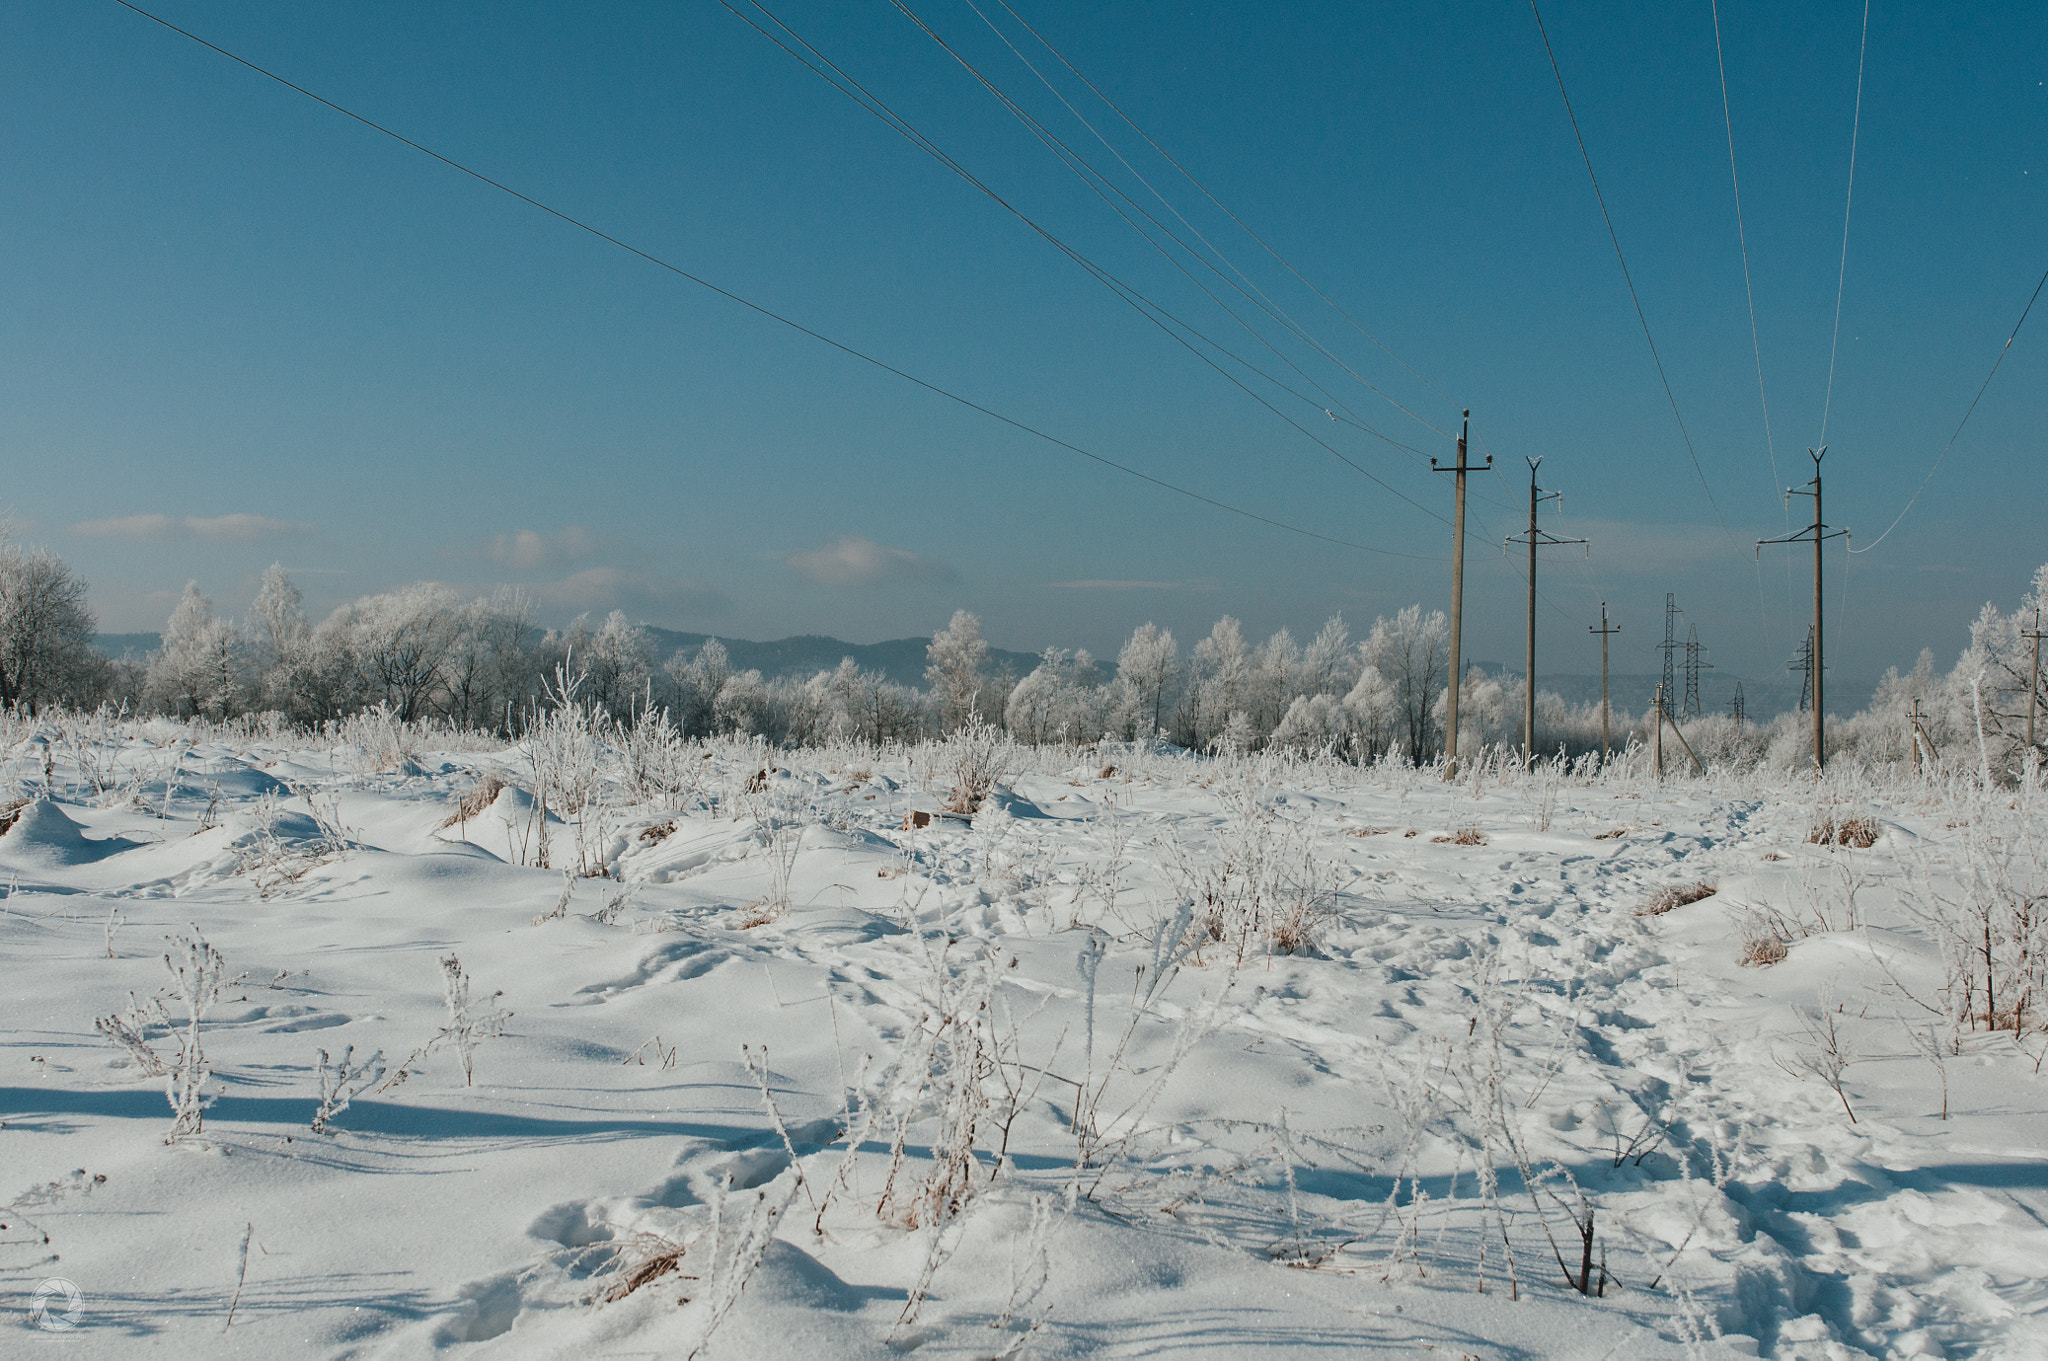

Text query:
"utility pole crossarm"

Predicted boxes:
[[1503, 456, 1586, 760], [1590, 603, 1621, 761], [1756, 447, 1850, 770], [1432, 410, 1489, 776]]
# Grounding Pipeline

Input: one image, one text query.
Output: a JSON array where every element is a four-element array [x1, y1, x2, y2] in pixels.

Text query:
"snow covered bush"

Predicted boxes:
[[312, 1045, 386, 1134], [1163, 781, 1340, 963], [95, 929, 234, 1142], [379, 954, 512, 1090], [942, 715, 1010, 815]]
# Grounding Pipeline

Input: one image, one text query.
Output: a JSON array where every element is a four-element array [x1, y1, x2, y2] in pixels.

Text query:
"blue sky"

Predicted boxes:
[[3, 0, 2043, 688]]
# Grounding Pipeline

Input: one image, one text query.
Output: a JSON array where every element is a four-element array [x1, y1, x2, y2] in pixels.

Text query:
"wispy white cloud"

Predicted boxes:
[[73, 513, 311, 544], [476, 526, 612, 572], [784, 534, 956, 588]]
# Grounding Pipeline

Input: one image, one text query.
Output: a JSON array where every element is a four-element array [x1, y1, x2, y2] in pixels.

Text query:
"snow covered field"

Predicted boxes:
[[3, 718, 2045, 1359]]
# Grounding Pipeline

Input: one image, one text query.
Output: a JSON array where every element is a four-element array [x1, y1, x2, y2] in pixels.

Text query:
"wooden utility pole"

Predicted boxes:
[[2025, 608, 2045, 753], [1590, 602, 1621, 760], [1653, 683, 1665, 780], [1506, 457, 1585, 761], [1433, 410, 1488, 776], [1759, 447, 1848, 771]]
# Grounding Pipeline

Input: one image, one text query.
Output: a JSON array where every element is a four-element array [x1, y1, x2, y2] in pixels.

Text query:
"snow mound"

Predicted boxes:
[[0, 798, 111, 866]]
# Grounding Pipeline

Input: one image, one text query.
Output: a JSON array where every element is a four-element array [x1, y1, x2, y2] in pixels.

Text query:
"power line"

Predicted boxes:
[[108, 0, 1444, 563], [721, 0, 1450, 523], [963, 0, 1456, 441], [1852, 259, 2048, 554], [988, 0, 1462, 416], [1708, 0, 1797, 652], [1708, 0, 1782, 502], [1526, 0, 1738, 548], [1818, 0, 1872, 447]]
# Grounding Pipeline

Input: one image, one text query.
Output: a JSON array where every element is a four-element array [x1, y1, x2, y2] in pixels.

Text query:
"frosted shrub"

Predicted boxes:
[[1163, 783, 1340, 964], [378, 954, 512, 1090], [1901, 779, 2048, 1033], [311, 1045, 386, 1134], [524, 665, 614, 874], [338, 703, 425, 774], [739, 793, 808, 927], [95, 929, 234, 1142], [438, 954, 511, 1086], [943, 715, 1010, 815], [54, 704, 128, 796], [621, 703, 693, 805]]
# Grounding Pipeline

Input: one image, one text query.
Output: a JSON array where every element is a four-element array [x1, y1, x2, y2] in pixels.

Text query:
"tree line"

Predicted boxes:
[[4, 534, 2042, 774]]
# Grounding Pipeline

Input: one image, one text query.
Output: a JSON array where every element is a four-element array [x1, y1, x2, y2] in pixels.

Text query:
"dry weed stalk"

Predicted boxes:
[[437, 775, 506, 831], [1636, 881, 1718, 917]]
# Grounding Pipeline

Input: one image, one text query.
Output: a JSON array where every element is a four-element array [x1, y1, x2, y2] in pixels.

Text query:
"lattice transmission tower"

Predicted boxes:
[[1682, 624, 1713, 721]]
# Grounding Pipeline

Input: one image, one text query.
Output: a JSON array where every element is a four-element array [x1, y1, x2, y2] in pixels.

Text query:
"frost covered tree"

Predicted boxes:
[[664, 638, 731, 737], [147, 583, 246, 719], [1247, 627, 1301, 737], [319, 584, 460, 722], [825, 657, 924, 744], [1005, 647, 1105, 745], [1361, 606, 1449, 760], [442, 589, 539, 731], [0, 534, 101, 712], [1954, 561, 2048, 772], [1269, 692, 1350, 752], [566, 610, 653, 720], [248, 564, 316, 716], [1343, 663, 1401, 759], [1187, 616, 1251, 748], [249, 564, 308, 676], [925, 610, 990, 732], [1108, 623, 1178, 740], [1299, 615, 1354, 699], [713, 669, 768, 736]]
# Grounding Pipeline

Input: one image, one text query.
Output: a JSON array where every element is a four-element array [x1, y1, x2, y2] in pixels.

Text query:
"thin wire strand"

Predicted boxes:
[[1708, 0, 1795, 651], [1851, 260, 2048, 554], [1709, 0, 1782, 503], [727, 0, 1449, 522], [964, 0, 1453, 440], [109, 0, 1441, 562], [1527, 0, 1739, 549], [990, 0, 1461, 412], [1818, 0, 1872, 446]]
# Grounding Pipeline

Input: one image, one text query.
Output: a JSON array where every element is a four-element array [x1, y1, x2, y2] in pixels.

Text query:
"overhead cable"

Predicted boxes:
[[108, 0, 1444, 562], [1527, 0, 1739, 549], [721, 0, 1450, 522], [1851, 261, 2048, 554], [1818, 0, 1872, 447], [989, 0, 1461, 413], [964, 0, 1455, 440]]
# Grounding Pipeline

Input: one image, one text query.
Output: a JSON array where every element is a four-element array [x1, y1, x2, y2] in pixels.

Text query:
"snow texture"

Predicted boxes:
[[2, 722, 2045, 1359]]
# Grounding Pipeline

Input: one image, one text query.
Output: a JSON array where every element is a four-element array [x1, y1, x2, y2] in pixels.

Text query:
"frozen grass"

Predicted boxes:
[[10, 711, 2048, 1356]]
